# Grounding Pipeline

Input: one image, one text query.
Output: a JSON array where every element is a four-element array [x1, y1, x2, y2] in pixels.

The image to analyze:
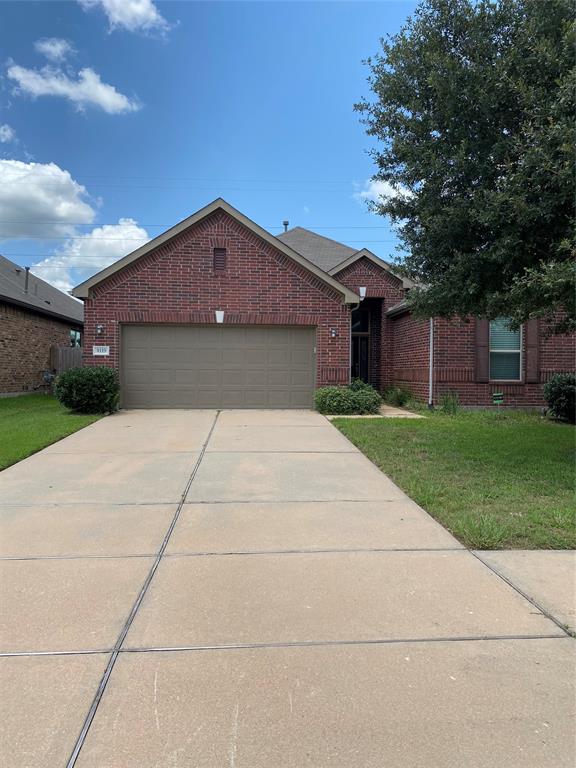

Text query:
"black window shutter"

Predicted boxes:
[[524, 319, 539, 383], [475, 318, 490, 383]]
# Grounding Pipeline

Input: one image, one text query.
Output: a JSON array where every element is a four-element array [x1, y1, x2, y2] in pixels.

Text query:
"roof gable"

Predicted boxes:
[[73, 199, 358, 304], [329, 248, 414, 289]]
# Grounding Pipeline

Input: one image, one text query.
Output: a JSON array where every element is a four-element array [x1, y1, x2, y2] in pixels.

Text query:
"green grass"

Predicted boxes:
[[333, 410, 576, 549], [0, 394, 101, 471]]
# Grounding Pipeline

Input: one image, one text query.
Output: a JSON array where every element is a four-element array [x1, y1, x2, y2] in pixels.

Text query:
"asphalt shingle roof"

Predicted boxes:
[[0, 255, 84, 324], [277, 227, 358, 272]]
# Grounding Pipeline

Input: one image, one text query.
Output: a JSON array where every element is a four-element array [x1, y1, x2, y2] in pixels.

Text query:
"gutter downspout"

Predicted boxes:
[[428, 317, 434, 409]]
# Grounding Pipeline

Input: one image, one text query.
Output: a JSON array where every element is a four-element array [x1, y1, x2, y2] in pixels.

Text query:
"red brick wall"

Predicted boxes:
[[389, 312, 576, 407], [0, 302, 80, 394], [390, 312, 431, 400], [83, 210, 351, 387]]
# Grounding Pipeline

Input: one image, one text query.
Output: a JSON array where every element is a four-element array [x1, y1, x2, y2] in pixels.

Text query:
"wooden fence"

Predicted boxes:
[[50, 345, 82, 376]]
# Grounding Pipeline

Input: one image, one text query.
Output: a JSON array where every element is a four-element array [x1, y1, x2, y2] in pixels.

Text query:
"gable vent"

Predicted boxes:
[[213, 247, 227, 271]]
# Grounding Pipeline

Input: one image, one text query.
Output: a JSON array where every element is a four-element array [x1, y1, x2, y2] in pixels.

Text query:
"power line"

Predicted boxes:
[[0, 221, 393, 229], [1, 241, 399, 258], [1, 173, 359, 184]]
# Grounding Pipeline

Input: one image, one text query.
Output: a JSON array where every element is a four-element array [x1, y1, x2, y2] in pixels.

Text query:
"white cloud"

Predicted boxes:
[[78, 0, 170, 34], [7, 64, 141, 114], [354, 179, 412, 205], [34, 38, 76, 63], [0, 124, 16, 143], [0, 159, 95, 239], [31, 219, 150, 292]]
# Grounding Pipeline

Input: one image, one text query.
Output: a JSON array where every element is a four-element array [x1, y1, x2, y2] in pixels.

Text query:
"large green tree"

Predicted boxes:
[[356, 0, 575, 332]]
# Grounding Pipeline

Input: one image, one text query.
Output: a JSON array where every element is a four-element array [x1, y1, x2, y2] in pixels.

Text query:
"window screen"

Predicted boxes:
[[489, 318, 521, 380]]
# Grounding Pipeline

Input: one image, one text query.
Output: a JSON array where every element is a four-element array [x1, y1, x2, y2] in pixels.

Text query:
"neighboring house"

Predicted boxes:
[[73, 199, 575, 409], [0, 255, 84, 395]]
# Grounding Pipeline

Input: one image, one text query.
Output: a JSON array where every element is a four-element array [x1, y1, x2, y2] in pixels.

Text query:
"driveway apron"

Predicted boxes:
[[0, 409, 573, 768]]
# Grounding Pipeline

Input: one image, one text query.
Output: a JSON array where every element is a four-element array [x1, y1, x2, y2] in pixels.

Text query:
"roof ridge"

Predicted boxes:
[[278, 226, 356, 253]]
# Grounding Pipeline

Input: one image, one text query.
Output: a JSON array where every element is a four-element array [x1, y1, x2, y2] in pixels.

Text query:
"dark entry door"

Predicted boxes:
[[351, 335, 369, 382]]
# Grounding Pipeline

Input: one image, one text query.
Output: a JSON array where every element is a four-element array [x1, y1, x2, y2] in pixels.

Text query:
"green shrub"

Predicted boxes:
[[314, 383, 382, 415], [383, 385, 412, 407], [543, 373, 575, 423], [54, 367, 120, 414], [349, 377, 372, 392], [439, 391, 459, 415]]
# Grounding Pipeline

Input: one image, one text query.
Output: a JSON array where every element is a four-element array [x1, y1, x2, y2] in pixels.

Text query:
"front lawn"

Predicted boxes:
[[0, 394, 101, 471], [333, 410, 575, 549]]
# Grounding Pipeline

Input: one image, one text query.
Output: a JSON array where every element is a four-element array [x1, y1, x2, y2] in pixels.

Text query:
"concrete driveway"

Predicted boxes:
[[0, 409, 573, 767]]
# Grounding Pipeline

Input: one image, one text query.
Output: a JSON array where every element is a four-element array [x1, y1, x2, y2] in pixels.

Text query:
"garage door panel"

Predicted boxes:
[[173, 369, 199, 386], [291, 370, 313, 386], [192, 349, 221, 366], [244, 349, 267, 365], [197, 370, 220, 386], [268, 349, 291, 365], [222, 348, 247, 366], [267, 370, 291, 386], [121, 326, 316, 409], [194, 328, 222, 347]]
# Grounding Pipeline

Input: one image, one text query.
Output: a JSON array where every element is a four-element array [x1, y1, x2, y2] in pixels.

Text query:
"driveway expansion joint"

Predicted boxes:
[[470, 550, 574, 638], [120, 633, 569, 654], [65, 410, 222, 768]]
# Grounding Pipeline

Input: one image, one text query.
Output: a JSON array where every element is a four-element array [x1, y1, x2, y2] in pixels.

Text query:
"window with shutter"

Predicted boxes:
[[489, 318, 522, 381], [213, 248, 226, 271]]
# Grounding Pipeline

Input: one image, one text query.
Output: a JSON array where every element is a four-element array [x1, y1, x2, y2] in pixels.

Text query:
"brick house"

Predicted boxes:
[[0, 255, 84, 395], [73, 199, 575, 409]]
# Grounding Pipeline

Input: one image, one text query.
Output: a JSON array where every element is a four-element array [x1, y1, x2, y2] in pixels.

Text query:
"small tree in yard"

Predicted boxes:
[[355, 0, 575, 333]]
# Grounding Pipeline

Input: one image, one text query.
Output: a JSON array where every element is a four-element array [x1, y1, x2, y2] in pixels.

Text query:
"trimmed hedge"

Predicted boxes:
[[55, 367, 120, 414], [543, 373, 575, 423], [314, 381, 382, 415]]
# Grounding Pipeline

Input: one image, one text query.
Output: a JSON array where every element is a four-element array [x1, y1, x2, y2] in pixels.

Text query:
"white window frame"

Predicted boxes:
[[489, 320, 523, 383]]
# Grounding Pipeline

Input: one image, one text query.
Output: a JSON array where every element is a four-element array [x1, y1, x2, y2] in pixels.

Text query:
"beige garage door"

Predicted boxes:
[[121, 325, 316, 408]]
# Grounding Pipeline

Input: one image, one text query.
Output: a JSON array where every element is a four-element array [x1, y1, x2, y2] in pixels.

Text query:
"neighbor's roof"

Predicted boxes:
[[73, 199, 359, 304], [0, 254, 83, 324], [277, 227, 357, 272]]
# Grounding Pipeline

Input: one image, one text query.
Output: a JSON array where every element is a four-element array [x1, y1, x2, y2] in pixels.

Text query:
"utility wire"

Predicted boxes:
[[0, 221, 393, 229]]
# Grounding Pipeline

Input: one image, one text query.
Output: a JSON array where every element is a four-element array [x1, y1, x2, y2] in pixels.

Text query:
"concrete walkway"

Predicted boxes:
[[0, 410, 573, 767]]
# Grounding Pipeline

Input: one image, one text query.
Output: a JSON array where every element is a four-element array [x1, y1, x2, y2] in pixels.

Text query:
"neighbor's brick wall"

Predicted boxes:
[[83, 210, 351, 387], [334, 257, 405, 389], [389, 312, 576, 407], [0, 301, 80, 394]]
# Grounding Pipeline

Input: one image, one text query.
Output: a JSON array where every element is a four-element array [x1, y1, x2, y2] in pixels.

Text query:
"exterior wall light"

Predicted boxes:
[[330, 328, 338, 338], [359, 287, 367, 300], [96, 323, 104, 335], [215, 310, 224, 324]]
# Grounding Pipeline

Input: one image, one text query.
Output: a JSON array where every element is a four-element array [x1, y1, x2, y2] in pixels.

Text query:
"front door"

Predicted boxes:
[[351, 308, 370, 382], [351, 335, 369, 382]]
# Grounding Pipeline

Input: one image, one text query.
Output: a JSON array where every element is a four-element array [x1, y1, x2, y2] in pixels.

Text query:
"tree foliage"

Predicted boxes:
[[356, 0, 575, 332]]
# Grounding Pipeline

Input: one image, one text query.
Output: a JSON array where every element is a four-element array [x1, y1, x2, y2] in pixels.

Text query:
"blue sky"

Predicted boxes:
[[0, 0, 417, 292]]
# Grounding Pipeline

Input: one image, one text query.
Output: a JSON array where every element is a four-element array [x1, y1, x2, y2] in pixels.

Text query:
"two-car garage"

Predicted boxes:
[[120, 325, 316, 409]]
